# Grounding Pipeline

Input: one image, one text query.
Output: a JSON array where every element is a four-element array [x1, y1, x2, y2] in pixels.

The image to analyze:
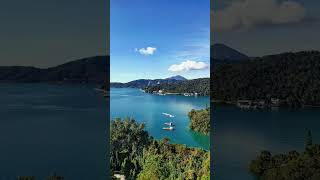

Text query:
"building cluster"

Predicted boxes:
[[151, 90, 198, 96], [236, 98, 283, 109]]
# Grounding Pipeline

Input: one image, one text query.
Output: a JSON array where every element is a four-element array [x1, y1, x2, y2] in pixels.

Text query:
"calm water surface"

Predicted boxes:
[[0, 83, 108, 180], [214, 104, 320, 180], [110, 88, 210, 150]]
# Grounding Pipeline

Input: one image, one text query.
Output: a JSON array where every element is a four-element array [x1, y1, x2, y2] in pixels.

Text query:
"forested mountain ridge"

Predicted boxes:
[[212, 51, 320, 107], [144, 78, 210, 96], [0, 56, 109, 83], [110, 76, 187, 89]]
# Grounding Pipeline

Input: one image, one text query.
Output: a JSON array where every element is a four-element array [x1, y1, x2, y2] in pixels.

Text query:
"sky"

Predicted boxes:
[[212, 0, 320, 57], [110, 0, 210, 83], [0, 0, 107, 68]]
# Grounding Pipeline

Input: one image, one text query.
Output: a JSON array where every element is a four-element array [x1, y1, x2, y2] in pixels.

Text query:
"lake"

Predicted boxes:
[[213, 104, 320, 180], [110, 88, 210, 150], [0, 83, 108, 180]]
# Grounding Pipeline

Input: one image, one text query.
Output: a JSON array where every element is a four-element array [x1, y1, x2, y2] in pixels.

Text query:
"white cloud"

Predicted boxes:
[[213, 0, 306, 31], [136, 47, 157, 56], [168, 60, 209, 72]]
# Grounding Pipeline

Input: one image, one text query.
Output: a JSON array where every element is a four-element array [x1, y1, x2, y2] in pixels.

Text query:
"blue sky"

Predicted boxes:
[[111, 0, 210, 83]]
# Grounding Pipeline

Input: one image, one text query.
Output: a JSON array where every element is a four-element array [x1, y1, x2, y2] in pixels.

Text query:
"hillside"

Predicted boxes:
[[212, 51, 320, 107], [0, 56, 109, 84]]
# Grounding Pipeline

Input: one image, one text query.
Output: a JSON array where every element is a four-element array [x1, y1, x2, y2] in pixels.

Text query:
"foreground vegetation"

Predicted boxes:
[[212, 51, 320, 107], [144, 78, 210, 96], [188, 107, 210, 135], [110, 118, 210, 180], [249, 130, 320, 180]]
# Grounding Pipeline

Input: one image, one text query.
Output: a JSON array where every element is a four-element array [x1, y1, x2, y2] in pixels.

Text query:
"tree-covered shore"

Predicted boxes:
[[188, 107, 210, 135], [144, 78, 210, 96], [249, 130, 320, 180], [110, 118, 210, 180], [212, 51, 320, 107]]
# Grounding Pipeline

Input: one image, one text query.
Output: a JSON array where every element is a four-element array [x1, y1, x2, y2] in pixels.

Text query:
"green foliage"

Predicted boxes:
[[145, 78, 210, 96], [212, 51, 320, 107], [188, 108, 210, 135], [110, 118, 210, 180], [110, 118, 152, 179], [138, 139, 210, 180], [249, 144, 320, 180]]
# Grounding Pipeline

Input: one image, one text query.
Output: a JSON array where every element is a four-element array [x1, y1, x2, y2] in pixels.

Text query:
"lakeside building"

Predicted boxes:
[[237, 100, 252, 109], [271, 98, 281, 106], [149, 90, 199, 97], [237, 100, 267, 109]]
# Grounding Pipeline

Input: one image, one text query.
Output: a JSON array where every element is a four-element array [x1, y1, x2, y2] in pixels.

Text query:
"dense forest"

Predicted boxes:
[[188, 107, 210, 135], [144, 78, 210, 96], [249, 130, 320, 180], [110, 118, 210, 180], [212, 51, 320, 107]]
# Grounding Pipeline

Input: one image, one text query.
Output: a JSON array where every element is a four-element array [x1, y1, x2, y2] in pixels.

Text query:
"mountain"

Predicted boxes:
[[110, 76, 187, 89], [0, 56, 109, 83], [165, 75, 187, 81], [211, 43, 249, 62]]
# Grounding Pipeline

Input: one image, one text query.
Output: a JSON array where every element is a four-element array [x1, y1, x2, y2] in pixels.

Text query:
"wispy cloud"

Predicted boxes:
[[168, 60, 209, 72], [213, 0, 307, 31], [173, 40, 210, 61], [135, 47, 157, 56]]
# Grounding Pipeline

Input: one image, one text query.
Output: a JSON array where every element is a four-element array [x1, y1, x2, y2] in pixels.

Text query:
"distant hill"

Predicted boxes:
[[0, 56, 109, 84], [165, 75, 187, 81], [110, 75, 187, 89], [212, 51, 320, 107], [211, 43, 249, 62]]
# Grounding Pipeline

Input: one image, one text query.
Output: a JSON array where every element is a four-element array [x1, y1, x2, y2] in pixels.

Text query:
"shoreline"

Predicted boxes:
[[110, 87, 210, 97], [212, 99, 320, 109]]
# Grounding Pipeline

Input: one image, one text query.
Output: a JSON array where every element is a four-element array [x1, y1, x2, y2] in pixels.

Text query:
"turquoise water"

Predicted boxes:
[[110, 88, 210, 150], [214, 105, 320, 180], [0, 83, 108, 180]]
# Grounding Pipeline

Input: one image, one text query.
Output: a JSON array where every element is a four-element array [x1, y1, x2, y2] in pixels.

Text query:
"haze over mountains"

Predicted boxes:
[[0, 56, 109, 83]]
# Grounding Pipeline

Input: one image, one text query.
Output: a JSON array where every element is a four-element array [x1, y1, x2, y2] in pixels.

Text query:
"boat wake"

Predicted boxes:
[[162, 112, 174, 118]]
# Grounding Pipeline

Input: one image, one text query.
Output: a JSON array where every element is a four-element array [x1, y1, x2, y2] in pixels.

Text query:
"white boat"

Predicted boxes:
[[164, 122, 174, 126], [162, 113, 174, 118], [162, 126, 174, 131]]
